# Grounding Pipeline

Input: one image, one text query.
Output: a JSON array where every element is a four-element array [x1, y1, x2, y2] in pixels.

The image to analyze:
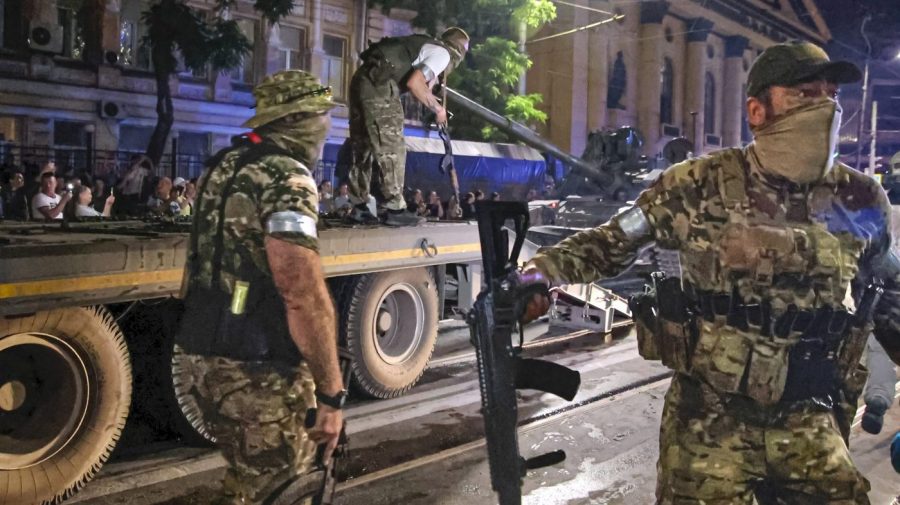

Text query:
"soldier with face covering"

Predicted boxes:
[[347, 27, 470, 226], [176, 70, 346, 505], [519, 42, 900, 504]]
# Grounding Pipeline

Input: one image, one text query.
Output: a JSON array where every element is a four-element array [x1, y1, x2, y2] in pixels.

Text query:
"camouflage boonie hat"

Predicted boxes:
[[243, 70, 338, 128], [747, 41, 861, 97]]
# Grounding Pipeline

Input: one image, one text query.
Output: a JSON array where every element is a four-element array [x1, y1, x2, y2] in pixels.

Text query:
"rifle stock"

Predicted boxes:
[[467, 201, 581, 505]]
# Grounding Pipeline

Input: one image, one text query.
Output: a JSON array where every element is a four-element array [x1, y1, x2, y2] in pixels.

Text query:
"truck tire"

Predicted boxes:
[[0, 307, 131, 505], [341, 268, 439, 399]]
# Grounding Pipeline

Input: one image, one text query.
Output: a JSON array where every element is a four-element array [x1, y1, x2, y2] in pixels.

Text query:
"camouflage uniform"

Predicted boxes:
[[531, 146, 900, 503], [177, 70, 335, 505], [348, 33, 463, 212]]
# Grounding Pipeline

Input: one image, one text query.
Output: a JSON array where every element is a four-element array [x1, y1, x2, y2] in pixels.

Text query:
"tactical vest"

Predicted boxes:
[[637, 147, 877, 406], [360, 34, 453, 86], [176, 136, 302, 364]]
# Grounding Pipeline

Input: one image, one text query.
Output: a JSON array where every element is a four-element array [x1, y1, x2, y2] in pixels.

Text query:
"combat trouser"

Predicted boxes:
[[864, 334, 897, 408], [656, 373, 871, 505], [177, 352, 318, 505], [347, 69, 407, 211]]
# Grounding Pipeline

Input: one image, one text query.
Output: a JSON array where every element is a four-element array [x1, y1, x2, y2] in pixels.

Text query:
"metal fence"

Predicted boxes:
[[0, 143, 207, 182]]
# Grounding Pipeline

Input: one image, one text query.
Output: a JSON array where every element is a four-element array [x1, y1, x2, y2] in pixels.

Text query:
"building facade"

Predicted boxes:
[[0, 0, 421, 178], [526, 0, 832, 158]]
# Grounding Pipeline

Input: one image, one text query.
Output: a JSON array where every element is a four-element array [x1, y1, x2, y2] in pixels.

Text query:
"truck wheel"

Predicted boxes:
[[0, 307, 131, 505], [342, 268, 439, 399]]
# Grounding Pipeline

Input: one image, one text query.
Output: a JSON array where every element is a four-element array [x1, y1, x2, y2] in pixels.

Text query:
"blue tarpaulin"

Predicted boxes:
[[321, 137, 546, 201]]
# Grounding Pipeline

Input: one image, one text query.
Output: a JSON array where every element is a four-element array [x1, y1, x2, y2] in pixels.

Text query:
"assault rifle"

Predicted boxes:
[[267, 348, 353, 505], [467, 201, 581, 505]]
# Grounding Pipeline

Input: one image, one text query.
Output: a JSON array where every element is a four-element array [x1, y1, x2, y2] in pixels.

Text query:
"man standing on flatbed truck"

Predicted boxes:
[[176, 70, 346, 505], [347, 27, 469, 226]]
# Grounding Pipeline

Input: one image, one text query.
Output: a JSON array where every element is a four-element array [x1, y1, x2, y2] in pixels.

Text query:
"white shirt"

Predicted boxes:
[[412, 44, 451, 82], [334, 194, 352, 210], [32, 192, 62, 220], [75, 204, 101, 217]]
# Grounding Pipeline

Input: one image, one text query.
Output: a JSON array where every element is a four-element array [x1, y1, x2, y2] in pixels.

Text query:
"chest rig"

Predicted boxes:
[[635, 148, 880, 406]]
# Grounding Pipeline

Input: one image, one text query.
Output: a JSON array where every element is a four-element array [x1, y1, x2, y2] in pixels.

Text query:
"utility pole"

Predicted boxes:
[[868, 100, 878, 176], [855, 14, 872, 171]]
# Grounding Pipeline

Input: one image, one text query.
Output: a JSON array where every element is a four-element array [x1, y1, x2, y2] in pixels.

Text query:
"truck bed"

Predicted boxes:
[[0, 219, 481, 316]]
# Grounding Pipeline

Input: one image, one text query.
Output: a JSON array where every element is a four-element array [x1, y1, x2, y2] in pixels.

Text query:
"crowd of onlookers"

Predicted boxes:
[[0, 155, 197, 222], [315, 180, 521, 221]]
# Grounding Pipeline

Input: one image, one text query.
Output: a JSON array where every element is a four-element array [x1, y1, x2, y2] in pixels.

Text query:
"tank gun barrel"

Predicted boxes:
[[444, 87, 599, 178]]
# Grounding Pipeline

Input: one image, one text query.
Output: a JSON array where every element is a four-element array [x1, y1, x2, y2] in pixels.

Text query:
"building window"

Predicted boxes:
[[230, 18, 258, 85], [704, 72, 716, 135], [1, 0, 25, 51], [279, 26, 309, 71], [54, 121, 87, 147], [660, 58, 674, 126], [322, 34, 346, 100], [608, 51, 627, 110], [119, 0, 152, 69], [58, 6, 85, 59]]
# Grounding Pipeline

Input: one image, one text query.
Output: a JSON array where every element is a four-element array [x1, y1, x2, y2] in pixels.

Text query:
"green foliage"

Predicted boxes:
[[447, 37, 546, 142], [369, 0, 556, 141]]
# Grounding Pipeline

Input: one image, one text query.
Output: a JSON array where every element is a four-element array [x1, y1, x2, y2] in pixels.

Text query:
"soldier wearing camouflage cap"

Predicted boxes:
[[519, 41, 900, 503], [175, 70, 346, 504], [347, 27, 470, 226]]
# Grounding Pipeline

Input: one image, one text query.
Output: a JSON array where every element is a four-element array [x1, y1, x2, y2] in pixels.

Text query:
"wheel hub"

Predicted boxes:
[[376, 310, 394, 334], [0, 380, 26, 412], [372, 283, 425, 366], [0, 333, 90, 470]]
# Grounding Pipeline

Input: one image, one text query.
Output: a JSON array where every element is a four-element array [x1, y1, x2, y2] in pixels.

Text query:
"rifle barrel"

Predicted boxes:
[[443, 87, 599, 179]]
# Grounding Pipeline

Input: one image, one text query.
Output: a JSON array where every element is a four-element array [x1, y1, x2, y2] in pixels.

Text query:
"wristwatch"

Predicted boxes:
[[315, 389, 349, 409]]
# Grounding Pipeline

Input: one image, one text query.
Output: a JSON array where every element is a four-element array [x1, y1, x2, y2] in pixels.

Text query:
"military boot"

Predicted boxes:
[[384, 209, 426, 226], [347, 204, 379, 225], [861, 397, 890, 434]]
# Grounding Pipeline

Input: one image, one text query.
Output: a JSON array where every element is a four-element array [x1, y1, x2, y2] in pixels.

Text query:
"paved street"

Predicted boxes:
[[71, 321, 900, 505]]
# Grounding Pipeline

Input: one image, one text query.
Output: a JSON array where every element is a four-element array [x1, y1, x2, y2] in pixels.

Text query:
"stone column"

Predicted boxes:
[[309, 0, 325, 78], [586, 22, 608, 132], [722, 36, 748, 147], [636, 1, 669, 154], [568, 0, 590, 155], [683, 18, 713, 154]]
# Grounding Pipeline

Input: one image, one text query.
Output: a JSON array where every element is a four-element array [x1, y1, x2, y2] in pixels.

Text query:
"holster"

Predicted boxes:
[[629, 272, 695, 372], [176, 275, 300, 364]]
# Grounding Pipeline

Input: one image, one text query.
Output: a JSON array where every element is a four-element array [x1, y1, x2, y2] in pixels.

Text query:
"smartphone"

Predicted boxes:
[[66, 183, 74, 192]]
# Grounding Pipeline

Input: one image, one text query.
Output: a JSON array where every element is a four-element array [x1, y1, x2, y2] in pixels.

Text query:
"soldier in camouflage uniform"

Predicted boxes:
[[347, 27, 469, 226], [176, 70, 346, 505], [522, 42, 900, 504]]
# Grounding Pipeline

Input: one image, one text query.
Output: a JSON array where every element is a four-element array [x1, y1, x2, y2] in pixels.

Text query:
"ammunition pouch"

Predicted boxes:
[[360, 53, 396, 86], [629, 273, 695, 372], [177, 260, 300, 364]]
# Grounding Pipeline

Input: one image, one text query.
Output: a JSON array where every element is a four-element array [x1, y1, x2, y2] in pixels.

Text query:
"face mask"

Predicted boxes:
[[258, 114, 329, 169], [751, 97, 842, 184]]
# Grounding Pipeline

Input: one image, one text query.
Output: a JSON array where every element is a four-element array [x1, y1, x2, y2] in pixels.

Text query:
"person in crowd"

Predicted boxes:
[[148, 176, 181, 216], [408, 189, 428, 217], [526, 188, 539, 201], [334, 182, 352, 212], [461, 191, 476, 219], [446, 193, 462, 220], [74, 185, 115, 218], [427, 190, 444, 219], [489, 191, 500, 201], [117, 155, 152, 215], [91, 178, 107, 212], [31, 172, 70, 220], [473, 189, 485, 201], [318, 180, 334, 214], [2, 170, 27, 220]]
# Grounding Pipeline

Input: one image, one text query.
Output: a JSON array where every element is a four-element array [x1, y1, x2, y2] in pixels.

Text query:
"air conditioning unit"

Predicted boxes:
[[660, 124, 681, 138], [27, 23, 64, 54], [98, 101, 125, 119]]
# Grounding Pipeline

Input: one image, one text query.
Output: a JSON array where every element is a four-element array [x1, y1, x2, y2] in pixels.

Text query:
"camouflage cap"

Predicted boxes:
[[243, 70, 338, 129], [747, 41, 861, 97]]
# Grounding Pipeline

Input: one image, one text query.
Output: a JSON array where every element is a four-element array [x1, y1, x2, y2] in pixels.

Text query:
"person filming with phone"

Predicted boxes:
[[31, 172, 70, 221]]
